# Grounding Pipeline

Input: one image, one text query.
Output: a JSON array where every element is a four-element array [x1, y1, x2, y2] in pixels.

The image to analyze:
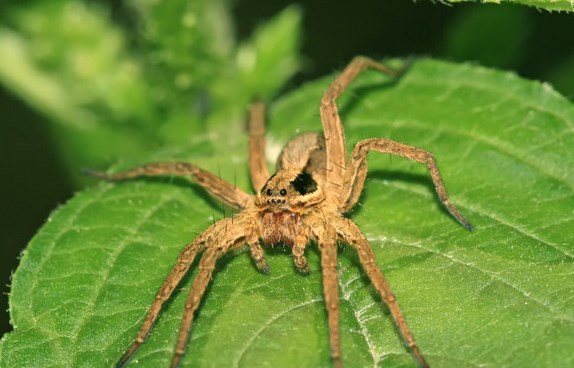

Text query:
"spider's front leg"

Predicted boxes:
[[334, 217, 430, 368], [116, 216, 250, 368], [315, 226, 343, 368], [116, 237, 204, 368], [340, 138, 473, 230], [170, 216, 253, 368]]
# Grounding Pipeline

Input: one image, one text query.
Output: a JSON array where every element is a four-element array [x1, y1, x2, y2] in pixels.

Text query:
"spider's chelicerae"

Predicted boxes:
[[91, 57, 472, 368]]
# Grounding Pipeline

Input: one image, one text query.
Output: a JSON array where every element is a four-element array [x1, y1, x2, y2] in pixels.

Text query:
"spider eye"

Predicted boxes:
[[280, 189, 287, 196], [266, 189, 273, 196]]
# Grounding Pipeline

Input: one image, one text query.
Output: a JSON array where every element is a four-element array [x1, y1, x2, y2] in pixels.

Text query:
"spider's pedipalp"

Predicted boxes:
[[247, 235, 271, 274], [292, 233, 311, 274]]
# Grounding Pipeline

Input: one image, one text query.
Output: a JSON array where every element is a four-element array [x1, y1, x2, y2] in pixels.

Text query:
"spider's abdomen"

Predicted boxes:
[[259, 211, 301, 246]]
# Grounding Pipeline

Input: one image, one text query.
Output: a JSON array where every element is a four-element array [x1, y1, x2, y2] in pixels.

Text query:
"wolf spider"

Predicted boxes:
[[91, 57, 472, 368]]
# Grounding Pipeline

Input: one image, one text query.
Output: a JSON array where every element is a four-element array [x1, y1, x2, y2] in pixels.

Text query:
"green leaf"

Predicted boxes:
[[446, 0, 574, 12], [2, 59, 574, 368], [234, 5, 303, 99], [545, 53, 574, 100], [441, 5, 533, 69]]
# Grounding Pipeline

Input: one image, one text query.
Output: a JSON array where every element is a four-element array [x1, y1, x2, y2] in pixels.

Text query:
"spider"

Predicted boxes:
[[90, 56, 472, 368]]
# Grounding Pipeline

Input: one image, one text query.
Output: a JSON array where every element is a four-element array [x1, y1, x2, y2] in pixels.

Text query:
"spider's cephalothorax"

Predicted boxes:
[[257, 170, 321, 211], [255, 170, 324, 266], [92, 57, 472, 368]]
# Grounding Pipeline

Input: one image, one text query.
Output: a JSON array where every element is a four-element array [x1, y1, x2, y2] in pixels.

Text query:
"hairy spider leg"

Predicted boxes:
[[171, 218, 248, 368], [341, 138, 473, 230], [113, 217, 250, 368], [248, 100, 270, 192], [320, 56, 403, 196], [85, 162, 250, 210], [115, 236, 205, 367], [335, 217, 430, 368], [316, 227, 342, 368]]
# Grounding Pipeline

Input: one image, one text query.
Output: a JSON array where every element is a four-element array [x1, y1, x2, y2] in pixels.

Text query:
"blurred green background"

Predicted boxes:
[[1, 0, 573, 339]]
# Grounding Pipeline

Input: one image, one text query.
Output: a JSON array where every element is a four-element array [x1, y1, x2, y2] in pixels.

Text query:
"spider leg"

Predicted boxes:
[[116, 237, 205, 368], [341, 138, 473, 230], [320, 56, 402, 196], [85, 162, 250, 210], [336, 217, 430, 368], [248, 100, 271, 192], [317, 227, 342, 368], [171, 218, 247, 368], [116, 217, 248, 368]]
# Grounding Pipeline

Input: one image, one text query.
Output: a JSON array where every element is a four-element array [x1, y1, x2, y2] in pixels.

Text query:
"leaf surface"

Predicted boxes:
[[2, 59, 573, 368], [446, 0, 574, 12]]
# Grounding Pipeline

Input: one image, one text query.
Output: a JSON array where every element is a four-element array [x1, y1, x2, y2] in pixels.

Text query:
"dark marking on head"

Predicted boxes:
[[291, 172, 318, 195]]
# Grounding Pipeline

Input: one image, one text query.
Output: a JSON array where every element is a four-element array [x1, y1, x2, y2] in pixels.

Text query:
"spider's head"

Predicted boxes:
[[256, 170, 323, 212]]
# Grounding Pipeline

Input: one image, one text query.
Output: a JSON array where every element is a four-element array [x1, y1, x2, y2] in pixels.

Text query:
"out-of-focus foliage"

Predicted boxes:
[[447, 0, 574, 12], [0, 0, 302, 183]]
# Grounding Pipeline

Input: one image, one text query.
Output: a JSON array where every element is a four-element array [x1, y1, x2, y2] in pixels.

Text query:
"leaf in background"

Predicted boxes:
[[129, 0, 235, 91], [234, 5, 303, 99], [0, 1, 159, 181], [0, 0, 302, 185], [440, 5, 532, 69], [545, 53, 574, 100], [446, 0, 574, 12], [207, 5, 303, 128], [2, 58, 573, 367], [126, 0, 235, 144]]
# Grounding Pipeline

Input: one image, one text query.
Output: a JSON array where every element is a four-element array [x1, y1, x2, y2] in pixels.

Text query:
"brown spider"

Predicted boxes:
[[90, 57, 472, 368]]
